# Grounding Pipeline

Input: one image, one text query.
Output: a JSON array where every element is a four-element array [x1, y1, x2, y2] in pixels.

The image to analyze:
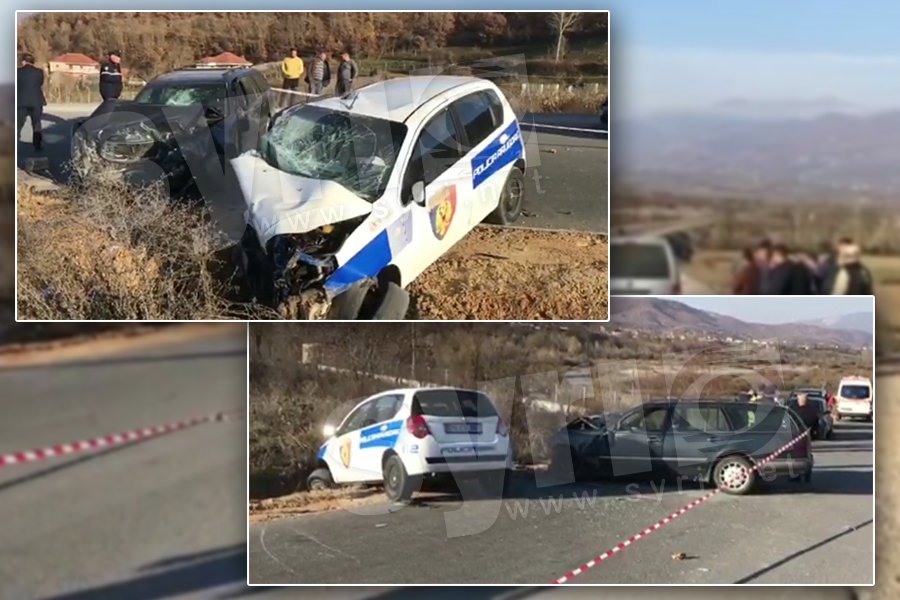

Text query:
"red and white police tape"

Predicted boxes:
[[0, 411, 235, 470], [551, 427, 811, 584]]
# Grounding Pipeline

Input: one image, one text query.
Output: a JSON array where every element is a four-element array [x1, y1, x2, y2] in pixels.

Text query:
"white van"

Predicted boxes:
[[233, 76, 527, 319], [835, 376, 873, 421], [610, 236, 681, 295], [310, 387, 512, 502]]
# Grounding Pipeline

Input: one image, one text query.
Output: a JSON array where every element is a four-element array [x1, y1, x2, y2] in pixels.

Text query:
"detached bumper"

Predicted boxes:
[[766, 456, 814, 477]]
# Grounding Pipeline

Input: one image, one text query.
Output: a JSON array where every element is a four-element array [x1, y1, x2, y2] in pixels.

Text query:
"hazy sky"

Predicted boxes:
[[13, 2, 900, 115], [675, 296, 874, 325]]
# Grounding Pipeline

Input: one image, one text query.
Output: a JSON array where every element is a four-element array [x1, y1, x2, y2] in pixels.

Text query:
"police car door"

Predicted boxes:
[[326, 398, 376, 484], [449, 90, 520, 227], [395, 106, 472, 283], [352, 393, 405, 482]]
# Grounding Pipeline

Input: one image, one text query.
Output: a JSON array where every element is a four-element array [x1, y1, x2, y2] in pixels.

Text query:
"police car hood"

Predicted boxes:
[[231, 151, 373, 246]]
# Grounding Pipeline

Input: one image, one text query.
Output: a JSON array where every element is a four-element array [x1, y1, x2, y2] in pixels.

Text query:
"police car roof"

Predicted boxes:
[[310, 76, 490, 123]]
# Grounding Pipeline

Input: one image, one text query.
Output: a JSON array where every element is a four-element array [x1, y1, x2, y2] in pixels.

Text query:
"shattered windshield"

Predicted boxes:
[[261, 105, 407, 202], [134, 83, 226, 113]]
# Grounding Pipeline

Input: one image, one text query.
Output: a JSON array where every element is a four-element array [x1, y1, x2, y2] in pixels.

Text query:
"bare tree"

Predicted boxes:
[[548, 12, 581, 62]]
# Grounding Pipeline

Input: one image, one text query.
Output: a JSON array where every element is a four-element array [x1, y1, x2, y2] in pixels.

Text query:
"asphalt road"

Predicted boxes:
[[249, 421, 873, 585], [17, 103, 608, 236], [0, 327, 256, 600]]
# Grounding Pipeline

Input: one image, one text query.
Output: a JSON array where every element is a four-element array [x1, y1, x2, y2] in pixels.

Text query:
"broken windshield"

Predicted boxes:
[[134, 83, 226, 113], [261, 105, 407, 202]]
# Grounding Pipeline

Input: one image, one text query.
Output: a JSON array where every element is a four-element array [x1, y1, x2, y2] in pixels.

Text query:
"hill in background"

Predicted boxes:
[[16, 12, 608, 81]]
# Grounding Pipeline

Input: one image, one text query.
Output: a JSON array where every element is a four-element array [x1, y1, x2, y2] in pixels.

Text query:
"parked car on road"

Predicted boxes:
[[72, 66, 273, 198], [610, 236, 681, 295], [309, 387, 512, 502], [234, 76, 527, 319], [549, 400, 813, 495], [835, 376, 873, 421]]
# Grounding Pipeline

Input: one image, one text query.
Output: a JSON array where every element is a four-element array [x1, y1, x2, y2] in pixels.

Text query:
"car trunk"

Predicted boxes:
[[412, 390, 505, 459]]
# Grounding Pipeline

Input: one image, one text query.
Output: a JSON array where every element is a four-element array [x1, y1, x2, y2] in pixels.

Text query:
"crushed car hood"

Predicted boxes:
[[231, 152, 374, 247], [78, 101, 212, 140]]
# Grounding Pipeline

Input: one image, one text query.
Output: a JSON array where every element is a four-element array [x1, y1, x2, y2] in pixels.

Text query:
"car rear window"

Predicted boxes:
[[723, 404, 790, 432], [840, 384, 871, 399], [412, 390, 498, 418], [611, 243, 671, 279]]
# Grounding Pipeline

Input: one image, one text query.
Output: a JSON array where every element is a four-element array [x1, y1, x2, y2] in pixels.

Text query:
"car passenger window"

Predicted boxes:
[[484, 90, 505, 129], [406, 108, 465, 190], [619, 407, 668, 432], [338, 401, 375, 435], [452, 91, 496, 149], [673, 406, 729, 432], [371, 395, 403, 424]]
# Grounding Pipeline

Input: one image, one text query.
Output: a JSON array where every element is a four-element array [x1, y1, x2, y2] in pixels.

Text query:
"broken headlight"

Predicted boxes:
[[99, 123, 160, 163], [267, 231, 343, 298]]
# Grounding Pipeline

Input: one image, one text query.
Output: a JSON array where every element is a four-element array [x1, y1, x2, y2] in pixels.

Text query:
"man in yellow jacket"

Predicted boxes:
[[281, 48, 304, 91]]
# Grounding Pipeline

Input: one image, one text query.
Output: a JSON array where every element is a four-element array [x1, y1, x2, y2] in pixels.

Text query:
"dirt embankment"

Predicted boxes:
[[410, 226, 608, 320], [18, 178, 608, 320]]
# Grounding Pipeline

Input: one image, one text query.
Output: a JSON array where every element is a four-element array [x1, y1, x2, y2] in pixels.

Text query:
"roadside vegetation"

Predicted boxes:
[[16, 177, 260, 320], [248, 322, 870, 498]]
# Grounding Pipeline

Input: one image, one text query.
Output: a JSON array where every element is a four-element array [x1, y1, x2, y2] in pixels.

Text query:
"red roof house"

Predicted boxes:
[[196, 52, 251, 67], [48, 52, 100, 75]]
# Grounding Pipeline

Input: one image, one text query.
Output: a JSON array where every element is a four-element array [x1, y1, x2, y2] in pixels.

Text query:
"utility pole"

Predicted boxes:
[[411, 323, 416, 380]]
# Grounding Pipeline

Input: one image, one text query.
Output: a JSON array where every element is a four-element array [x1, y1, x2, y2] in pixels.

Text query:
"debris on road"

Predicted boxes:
[[249, 487, 383, 523]]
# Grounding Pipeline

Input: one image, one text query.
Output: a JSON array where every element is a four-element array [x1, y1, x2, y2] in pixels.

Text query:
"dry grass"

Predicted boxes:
[[16, 177, 259, 320]]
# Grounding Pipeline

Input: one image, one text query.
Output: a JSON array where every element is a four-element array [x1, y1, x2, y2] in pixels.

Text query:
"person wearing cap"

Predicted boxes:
[[281, 48, 304, 91], [99, 50, 124, 101], [830, 242, 874, 295], [17, 52, 46, 151]]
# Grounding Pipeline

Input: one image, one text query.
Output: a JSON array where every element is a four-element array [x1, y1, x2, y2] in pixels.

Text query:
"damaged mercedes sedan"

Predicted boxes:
[[71, 66, 272, 198], [233, 76, 527, 319]]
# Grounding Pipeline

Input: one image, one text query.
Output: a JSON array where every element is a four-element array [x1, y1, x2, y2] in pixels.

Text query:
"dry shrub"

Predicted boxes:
[[17, 176, 250, 320], [502, 85, 606, 114]]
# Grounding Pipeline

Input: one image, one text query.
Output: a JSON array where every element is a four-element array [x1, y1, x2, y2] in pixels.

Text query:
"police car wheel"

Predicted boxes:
[[307, 468, 334, 491], [383, 455, 420, 502], [370, 282, 410, 320], [486, 168, 525, 225]]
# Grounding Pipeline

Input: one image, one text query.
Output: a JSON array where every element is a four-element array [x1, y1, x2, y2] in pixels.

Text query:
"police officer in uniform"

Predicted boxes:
[[99, 50, 124, 101], [17, 52, 46, 151]]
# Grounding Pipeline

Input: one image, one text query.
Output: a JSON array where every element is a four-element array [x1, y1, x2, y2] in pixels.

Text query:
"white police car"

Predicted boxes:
[[233, 76, 527, 319], [308, 387, 513, 502]]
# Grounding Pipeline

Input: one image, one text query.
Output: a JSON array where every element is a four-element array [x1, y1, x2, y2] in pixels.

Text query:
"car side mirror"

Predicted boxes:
[[322, 424, 336, 438], [411, 181, 426, 206]]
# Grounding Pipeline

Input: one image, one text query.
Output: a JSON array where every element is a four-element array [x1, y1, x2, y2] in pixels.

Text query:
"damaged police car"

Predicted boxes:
[[233, 76, 527, 319]]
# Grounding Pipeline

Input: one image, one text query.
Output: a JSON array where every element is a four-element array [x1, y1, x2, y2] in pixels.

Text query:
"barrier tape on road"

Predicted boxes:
[[0, 412, 235, 469], [521, 122, 607, 135], [551, 427, 811, 584], [270, 87, 322, 98]]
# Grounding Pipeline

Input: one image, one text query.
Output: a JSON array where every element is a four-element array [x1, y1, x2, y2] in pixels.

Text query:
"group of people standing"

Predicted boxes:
[[733, 237, 874, 295], [17, 50, 123, 152], [280, 48, 358, 96]]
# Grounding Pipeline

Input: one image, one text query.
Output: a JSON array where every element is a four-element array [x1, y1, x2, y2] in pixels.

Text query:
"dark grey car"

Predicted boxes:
[[550, 400, 814, 495]]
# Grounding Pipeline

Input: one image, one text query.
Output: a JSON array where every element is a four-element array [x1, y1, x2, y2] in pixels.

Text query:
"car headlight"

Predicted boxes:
[[99, 123, 159, 163]]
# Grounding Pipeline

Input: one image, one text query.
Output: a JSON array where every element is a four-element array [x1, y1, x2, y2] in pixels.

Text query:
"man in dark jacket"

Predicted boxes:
[[792, 393, 819, 436], [308, 51, 331, 95], [17, 53, 46, 151], [336, 51, 358, 96], [761, 244, 814, 294], [99, 50, 124, 101]]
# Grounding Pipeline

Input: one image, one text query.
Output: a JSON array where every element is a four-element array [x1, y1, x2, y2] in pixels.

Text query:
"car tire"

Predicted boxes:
[[713, 455, 755, 495], [370, 282, 410, 320], [486, 167, 525, 225], [307, 468, 334, 491], [328, 282, 370, 320], [383, 455, 420, 503]]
